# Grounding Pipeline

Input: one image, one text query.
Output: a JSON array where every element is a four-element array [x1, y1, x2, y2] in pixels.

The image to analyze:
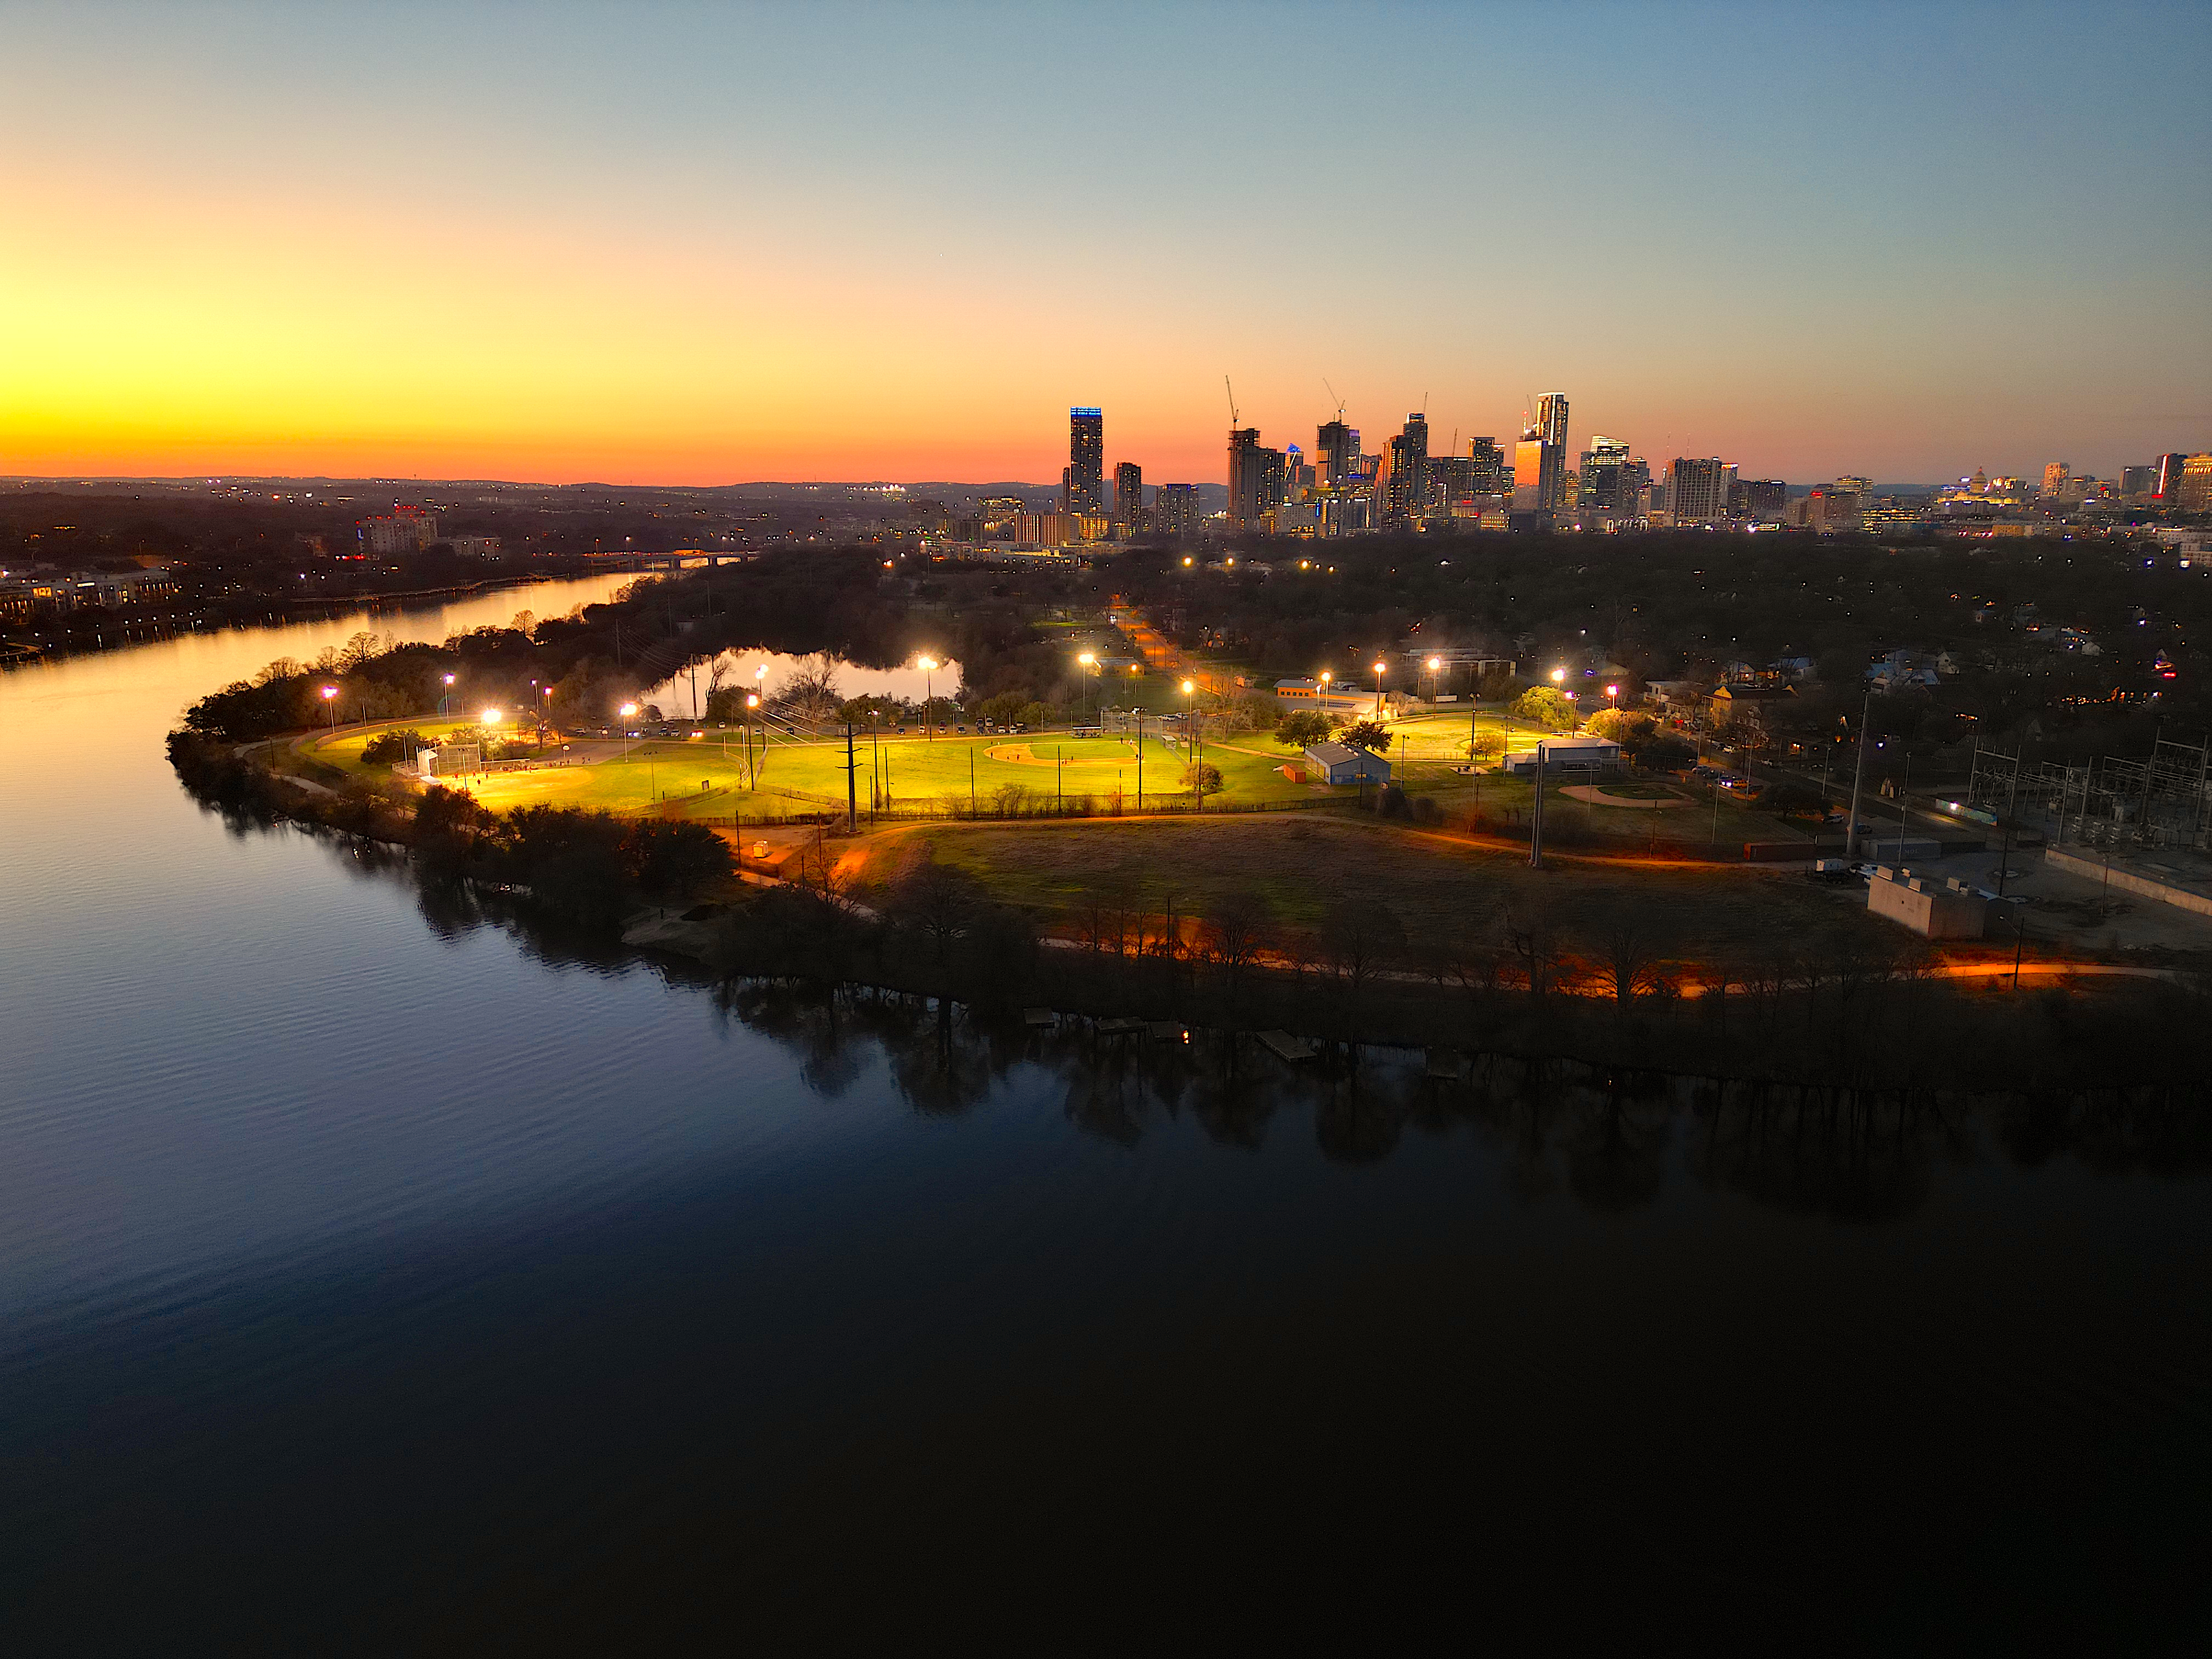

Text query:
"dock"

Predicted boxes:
[[1256, 1028, 1316, 1064]]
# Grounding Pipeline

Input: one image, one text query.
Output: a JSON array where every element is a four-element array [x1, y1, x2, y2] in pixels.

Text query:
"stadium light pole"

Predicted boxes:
[[1079, 652, 1095, 726], [1426, 654, 1441, 704], [746, 692, 759, 788], [441, 672, 455, 716], [619, 702, 639, 764], [1844, 689, 1871, 862], [1372, 659, 1386, 717], [918, 656, 937, 740], [320, 685, 338, 733]]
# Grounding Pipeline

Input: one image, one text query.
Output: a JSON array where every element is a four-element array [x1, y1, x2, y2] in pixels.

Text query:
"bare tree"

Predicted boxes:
[[1597, 923, 1661, 1005], [1318, 898, 1406, 1043], [1504, 902, 1562, 1002], [1203, 890, 1273, 1019], [774, 653, 843, 723]]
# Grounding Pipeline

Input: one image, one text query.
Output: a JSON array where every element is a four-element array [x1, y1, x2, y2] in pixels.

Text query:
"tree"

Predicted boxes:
[[1317, 898, 1406, 1044], [1596, 923, 1660, 1005], [1637, 732, 1696, 771], [884, 855, 984, 980], [1511, 686, 1577, 732], [1584, 708, 1656, 747], [1336, 717, 1391, 752], [362, 729, 427, 765], [1202, 891, 1273, 1019], [1275, 709, 1331, 748], [1181, 761, 1223, 796], [624, 820, 734, 901], [1466, 729, 1506, 762], [772, 654, 842, 721]]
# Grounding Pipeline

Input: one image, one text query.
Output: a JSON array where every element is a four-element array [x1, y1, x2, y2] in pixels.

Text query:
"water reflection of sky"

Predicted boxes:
[[642, 650, 960, 717]]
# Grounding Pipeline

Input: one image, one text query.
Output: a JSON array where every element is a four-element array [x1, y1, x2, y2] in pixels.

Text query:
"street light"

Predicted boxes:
[[440, 672, 455, 716], [320, 684, 338, 733], [745, 692, 759, 788], [918, 655, 938, 739], [540, 684, 553, 743], [1181, 679, 1195, 758], [619, 701, 639, 763], [1372, 659, 1386, 715], [1078, 652, 1096, 726], [1426, 654, 1441, 704], [1606, 684, 1620, 707]]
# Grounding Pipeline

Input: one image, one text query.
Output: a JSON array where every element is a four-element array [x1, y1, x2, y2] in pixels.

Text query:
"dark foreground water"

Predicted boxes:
[[2, 580, 2208, 1649]]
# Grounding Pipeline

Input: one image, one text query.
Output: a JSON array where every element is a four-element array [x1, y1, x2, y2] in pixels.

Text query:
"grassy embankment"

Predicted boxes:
[[844, 814, 1888, 969]]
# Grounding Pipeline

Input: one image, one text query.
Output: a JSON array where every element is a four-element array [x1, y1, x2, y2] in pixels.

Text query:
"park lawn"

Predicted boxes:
[[298, 716, 478, 778], [444, 727, 1321, 816], [879, 816, 1894, 965]]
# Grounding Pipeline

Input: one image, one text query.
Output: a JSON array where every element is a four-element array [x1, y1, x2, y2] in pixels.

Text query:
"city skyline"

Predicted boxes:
[[3, 2, 2207, 485]]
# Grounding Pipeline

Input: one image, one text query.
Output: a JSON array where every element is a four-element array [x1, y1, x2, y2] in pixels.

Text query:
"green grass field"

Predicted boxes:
[[294, 705, 1657, 825]]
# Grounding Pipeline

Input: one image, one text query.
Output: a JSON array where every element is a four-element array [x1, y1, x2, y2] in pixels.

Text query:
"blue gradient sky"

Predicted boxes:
[[3, 1, 2206, 484]]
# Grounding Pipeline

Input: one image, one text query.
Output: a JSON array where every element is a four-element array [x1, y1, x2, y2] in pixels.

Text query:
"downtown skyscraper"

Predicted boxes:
[[1064, 407, 1104, 514]]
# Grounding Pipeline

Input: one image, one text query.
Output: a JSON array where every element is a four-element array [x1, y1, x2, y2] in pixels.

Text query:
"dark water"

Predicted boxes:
[[3, 581, 2208, 1648]]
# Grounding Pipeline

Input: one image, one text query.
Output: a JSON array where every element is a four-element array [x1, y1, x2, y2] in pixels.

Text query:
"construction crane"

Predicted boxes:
[[1224, 375, 1239, 427], [1323, 378, 1346, 422]]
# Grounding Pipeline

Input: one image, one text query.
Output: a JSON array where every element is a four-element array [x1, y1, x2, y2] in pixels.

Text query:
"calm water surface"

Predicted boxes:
[[2, 578, 2207, 1647]]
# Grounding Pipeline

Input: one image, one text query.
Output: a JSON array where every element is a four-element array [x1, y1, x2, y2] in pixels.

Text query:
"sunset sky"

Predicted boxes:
[[4, 1, 2207, 486]]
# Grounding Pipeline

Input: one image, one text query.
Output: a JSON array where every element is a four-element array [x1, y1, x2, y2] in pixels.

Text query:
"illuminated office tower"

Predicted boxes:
[[1577, 436, 1632, 512], [1385, 411, 1429, 517], [1513, 426, 1562, 516], [1317, 419, 1354, 487], [1065, 407, 1104, 514], [2122, 465, 2158, 498], [2040, 462, 2070, 498], [2180, 455, 2212, 511], [1667, 457, 1735, 523], [1114, 461, 1142, 526], [1153, 483, 1198, 537], [1534, 391, 1568, 452], [2155, 453, 2189, 500], [1467, 436, 1505, 495], [1227, 428, 1286, 531]]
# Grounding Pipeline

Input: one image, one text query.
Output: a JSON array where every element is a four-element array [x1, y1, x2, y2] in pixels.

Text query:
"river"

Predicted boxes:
[[1, 575, 2205, 1646]]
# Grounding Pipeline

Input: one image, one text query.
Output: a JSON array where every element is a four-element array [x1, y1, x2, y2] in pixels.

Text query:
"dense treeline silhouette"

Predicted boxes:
[[1115, 531, 2210, 759]]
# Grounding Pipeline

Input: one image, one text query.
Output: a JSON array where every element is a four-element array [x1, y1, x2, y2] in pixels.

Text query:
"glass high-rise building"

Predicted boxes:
[[1114, 461, 1142, 526], [1534, 392, 1568, 452], [1065, 408, 1104, 514], [1317, 420, 1354, 487], [1153, 483, 1198, 537]]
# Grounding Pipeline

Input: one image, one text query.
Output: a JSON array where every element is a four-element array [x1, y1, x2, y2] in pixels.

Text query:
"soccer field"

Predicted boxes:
[[297, 707, 1553, 817]]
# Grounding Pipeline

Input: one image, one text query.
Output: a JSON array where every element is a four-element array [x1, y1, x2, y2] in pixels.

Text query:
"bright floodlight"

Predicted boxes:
[[1079, 652, 1094, 666], [1181, 679, 1194, 694], [1427, 656, 1441, 670], [482, 708, 502, 725], [1319, 671, 1331, 684], [1551, 668, 1566, 682], [1182, 556, 1193, 567], [619, 702, 638, 717], [442, 673, 455, 686], [320, 685, 337, 699], [917, 655, 936, 671], [1372, 662, 1385, 675], [746, 693, 758, 708], [1606, 684, 1619, 696]]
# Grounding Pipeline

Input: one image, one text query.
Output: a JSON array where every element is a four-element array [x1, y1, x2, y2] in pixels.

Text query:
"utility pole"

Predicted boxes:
[[969, 746, 977, 816], [844, 721, 857, 832], [1844, 689, 1871, 863], [1894, 754, 1912, 863], [1530, 741, 1545, 869], [1136, 710, 1144, 808]]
